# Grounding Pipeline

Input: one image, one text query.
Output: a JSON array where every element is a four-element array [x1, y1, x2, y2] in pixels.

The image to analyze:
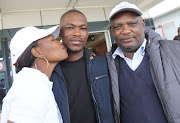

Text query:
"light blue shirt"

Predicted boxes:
[[112, 39, 147, 71]]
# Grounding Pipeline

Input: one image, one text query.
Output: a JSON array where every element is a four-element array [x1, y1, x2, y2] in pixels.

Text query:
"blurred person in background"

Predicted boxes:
[[173, 27, 180, 41]]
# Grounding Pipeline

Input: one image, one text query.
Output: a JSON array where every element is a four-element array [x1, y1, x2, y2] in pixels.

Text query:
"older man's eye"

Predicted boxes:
[[129, 22, 137, 26], [113, 25, 121, 29]]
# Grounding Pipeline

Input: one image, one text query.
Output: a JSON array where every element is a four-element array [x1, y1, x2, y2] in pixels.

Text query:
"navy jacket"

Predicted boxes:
[[51, 48, 114, 123]]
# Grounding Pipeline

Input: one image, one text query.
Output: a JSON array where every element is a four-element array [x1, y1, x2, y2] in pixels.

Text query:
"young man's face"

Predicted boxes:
[[60, 12, 88, 53], [110, 11, 145, 53]]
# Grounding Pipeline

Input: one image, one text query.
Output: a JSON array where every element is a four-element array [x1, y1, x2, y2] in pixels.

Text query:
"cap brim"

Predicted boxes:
[[46, 25, 60, 39], [109, 8, 142, 20]]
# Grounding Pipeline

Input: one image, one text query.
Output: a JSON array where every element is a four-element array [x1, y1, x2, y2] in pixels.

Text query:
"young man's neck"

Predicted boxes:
[[66, 50, 84, 61]]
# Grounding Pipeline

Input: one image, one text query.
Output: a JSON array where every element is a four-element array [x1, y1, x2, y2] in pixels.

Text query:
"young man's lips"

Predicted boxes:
[[70, 40, 82, 44]]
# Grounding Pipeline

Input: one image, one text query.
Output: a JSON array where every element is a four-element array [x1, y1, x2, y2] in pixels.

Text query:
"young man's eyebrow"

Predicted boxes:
[[65, 23, 75, 26], [80, 24, 87, 27], [64, 24, 87, 27]]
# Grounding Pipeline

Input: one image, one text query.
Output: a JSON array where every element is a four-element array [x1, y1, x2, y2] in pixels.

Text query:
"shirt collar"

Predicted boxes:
[[112, 38, 147, 59]]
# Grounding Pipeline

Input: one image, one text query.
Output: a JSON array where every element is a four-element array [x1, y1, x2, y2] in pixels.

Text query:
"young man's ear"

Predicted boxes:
[[31, 48, 42, 58]]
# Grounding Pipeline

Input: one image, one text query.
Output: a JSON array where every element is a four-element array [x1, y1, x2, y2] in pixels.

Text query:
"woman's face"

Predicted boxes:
[[37, 35, 68, 63]]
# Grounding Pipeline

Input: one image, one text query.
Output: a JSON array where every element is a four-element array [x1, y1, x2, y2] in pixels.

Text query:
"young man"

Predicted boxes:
[[51, 10, 114, 123], [106, 2, 180, 123]]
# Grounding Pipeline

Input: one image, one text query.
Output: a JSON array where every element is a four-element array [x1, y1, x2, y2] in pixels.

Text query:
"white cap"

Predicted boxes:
[[109, 2, 142, 20], [10, 25, 60, 64]]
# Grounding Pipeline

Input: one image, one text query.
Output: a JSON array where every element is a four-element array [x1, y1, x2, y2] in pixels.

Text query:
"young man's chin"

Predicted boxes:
[[67, 48, 84, 54]]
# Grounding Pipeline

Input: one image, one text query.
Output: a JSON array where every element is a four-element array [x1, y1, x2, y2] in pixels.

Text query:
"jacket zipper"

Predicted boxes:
[[93, 74, 108, 123], [147, 53, 172, 123], [94, 74, 108, 84], [91, 83, 101, 123], [54, 70, 71, 123], [89, 62, 102, 123]]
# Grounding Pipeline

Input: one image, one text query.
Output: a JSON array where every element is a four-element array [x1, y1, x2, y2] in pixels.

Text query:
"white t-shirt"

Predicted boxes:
[[1, 67, 63, 123]]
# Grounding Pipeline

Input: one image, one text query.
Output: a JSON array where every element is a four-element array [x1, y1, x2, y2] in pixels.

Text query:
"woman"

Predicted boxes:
[[1, 25, 68, 123]]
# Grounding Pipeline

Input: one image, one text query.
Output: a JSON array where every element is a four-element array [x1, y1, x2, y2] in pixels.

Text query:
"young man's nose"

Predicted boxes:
[[73, 28, 81, 37]]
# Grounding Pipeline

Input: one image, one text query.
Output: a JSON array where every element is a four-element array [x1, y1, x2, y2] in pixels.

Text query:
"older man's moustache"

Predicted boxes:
[[120, 35, 135, 40]]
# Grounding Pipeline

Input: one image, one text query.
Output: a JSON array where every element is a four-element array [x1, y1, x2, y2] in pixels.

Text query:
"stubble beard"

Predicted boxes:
[[66, 46, 84, 54], [119, 45, 138, 53]]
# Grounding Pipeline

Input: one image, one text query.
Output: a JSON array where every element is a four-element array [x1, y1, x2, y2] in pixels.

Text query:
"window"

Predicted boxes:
[[0, 72, 6, 107], [0, 42, 3, 60]]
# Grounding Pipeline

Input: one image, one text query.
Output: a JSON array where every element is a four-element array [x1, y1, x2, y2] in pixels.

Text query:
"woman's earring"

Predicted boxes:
[[35, 57, 49, 73]]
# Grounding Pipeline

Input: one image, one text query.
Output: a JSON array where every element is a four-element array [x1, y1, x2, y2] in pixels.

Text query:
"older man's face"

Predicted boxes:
[[110, 11, 145, 53]]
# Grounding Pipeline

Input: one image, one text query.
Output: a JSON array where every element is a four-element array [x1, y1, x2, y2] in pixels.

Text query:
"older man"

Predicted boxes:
[[106, 2, 180, 123]]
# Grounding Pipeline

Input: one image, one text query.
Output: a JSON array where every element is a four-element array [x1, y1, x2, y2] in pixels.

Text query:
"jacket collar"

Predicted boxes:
[[84, 47, 92, 64], [53, 47, 91, 73]]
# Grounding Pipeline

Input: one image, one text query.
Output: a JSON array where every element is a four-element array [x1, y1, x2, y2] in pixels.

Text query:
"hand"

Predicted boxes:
[[90, 52, 96, 60]]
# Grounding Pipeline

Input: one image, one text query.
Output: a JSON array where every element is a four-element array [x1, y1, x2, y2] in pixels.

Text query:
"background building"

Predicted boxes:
[[154, 7, 180, 40]]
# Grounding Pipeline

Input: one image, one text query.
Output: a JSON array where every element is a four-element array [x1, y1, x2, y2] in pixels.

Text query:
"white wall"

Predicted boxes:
[[41, 9, 68, 26], [2, 11, 42, 29], [0, 7, 113, 29], [153, 8, 180, 40], [0, 13, 2, 30]]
